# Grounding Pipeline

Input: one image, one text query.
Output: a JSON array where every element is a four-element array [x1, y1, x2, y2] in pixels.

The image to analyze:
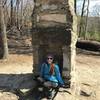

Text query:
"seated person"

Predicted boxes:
[[37, 54, 64, 99]]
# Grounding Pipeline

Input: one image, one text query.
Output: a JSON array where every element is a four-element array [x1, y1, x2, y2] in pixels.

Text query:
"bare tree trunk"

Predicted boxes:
[[84, 0, 90, 39], [0, 0, 8, 59], [10, 0, 14, 26], [79, 0, 86, 37], [74, 0, 77, 14], [20, 0, 24, 29], [16, 0, 20, 29], [77, 39, 100, 52]]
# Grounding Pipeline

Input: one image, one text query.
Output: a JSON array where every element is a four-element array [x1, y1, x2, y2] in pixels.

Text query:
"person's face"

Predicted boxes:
[[47, 56, 53, 64]]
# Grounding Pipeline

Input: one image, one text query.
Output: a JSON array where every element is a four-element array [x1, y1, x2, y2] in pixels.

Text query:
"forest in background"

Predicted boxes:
[[76, 0, 100, 41], [0, 0, 100, 59], [0, 0, 100, 40]]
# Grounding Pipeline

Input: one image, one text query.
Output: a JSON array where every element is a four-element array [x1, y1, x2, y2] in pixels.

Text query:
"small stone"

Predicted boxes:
[[80, 85, 92, 97], [80, 90, 92, 97]]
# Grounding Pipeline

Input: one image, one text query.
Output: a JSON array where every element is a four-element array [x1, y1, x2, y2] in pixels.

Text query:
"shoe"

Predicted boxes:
[[47, 89, 52, 100], [47, 96, 52, 100], [38, 87, 43, 92]]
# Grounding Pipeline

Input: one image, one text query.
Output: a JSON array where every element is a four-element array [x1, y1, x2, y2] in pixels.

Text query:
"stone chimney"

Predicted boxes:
[[31, 0, 77, 89]]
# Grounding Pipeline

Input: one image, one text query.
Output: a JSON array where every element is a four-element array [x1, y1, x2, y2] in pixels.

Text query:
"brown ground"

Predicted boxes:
[[0, 50, 100, 100], [76, 52, 100, 100], [1, 27, 100, 99]]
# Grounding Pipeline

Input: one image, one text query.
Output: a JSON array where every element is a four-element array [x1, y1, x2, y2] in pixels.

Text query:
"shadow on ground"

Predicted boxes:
[[0, 73, 38, 100], [0, 74, 69, 100]]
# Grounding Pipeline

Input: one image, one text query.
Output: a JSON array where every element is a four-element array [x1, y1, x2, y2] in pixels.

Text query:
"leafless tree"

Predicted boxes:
[[74, 0, 77, 14], [0, 0, 8, 59], [20, 0, 24, 29], [10, 0, 14, 26], [78, 0, 86, 37], [16, 0, 20, 29], [84, 0, 90, 39]]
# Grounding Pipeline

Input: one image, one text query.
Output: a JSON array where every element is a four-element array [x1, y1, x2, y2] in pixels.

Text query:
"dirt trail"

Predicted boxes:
[[0, 55, 33, 74], [76, 53, 100, 100], [0, 53, 100, 100]]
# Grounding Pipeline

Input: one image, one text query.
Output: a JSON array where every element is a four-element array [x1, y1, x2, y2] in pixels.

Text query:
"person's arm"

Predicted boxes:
[[40, 63, 51, 81], [37, 63, 45, 83], [40, 63, 45, 77], [55, 65, 64, 85]]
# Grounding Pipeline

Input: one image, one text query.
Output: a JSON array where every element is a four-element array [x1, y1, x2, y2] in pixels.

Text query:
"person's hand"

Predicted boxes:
[[37, 77, 44, 83], [61, 84, 65, 88], [59, 84, 65, 88]]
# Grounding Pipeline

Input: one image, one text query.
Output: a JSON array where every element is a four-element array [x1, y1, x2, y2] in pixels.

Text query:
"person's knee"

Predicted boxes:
[[37, 77, 44, 83], [44, 81, 51, 87], [52, 82, 58, 88], [43, 81, 58, 88]]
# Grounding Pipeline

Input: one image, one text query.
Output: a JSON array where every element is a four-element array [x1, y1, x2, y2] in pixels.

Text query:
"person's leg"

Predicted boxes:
[[37, 77, 44, 83], [51, 82, 58, 88], [43, 81, 58, 99], [50, 82, 59, 99], [43, 81, 58, 88], [34, 77, 45, 99]]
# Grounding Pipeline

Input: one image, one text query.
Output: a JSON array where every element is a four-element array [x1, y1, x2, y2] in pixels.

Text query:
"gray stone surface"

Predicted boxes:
[[0, 74, 36, 89]]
